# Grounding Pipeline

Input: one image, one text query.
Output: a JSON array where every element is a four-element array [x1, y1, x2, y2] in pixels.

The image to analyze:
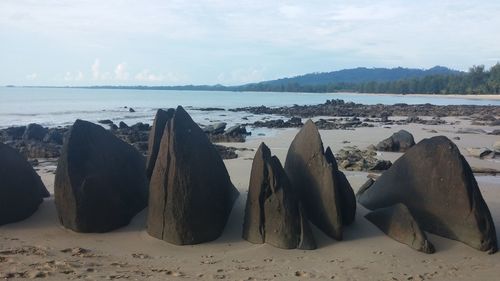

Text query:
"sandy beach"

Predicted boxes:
[[1, 117, 499, 281]]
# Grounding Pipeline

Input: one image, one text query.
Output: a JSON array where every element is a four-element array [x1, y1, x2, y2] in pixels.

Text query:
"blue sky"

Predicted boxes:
[[1, 0, 499, 86]]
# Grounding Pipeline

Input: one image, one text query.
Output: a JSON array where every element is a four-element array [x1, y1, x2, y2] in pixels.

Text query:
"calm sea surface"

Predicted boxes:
[[1, 87, 499, 129]]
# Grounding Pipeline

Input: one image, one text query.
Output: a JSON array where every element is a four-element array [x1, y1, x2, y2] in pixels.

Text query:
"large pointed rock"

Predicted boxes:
[[358, 136, 497, 253], [0, 143, 49, 226], [146, 108, 175, 179], [365, 203, 435, 254], [284, 120, 356, 240], [54, 120, 148, 233], [147, 106, 239, 245], [243, 143, 316, 250]]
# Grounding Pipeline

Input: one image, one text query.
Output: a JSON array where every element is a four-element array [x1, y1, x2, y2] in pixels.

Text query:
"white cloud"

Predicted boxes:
[[134, 69, 186, 84], [217, 67, 266, 85], [114, 62, 129, 80], [64, 71, 84, 81], [26, 73, 37, 80], [91, 59, 101, 80]]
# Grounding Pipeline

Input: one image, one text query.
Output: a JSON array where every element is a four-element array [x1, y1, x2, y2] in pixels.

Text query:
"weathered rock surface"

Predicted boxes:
[[0, 143, 49, 225], [54, 120, 148, 233], [146, 109, 175, 179], [466, 147, 494, 158], [147, 106, 239, 245], [284, 120, 356, 240], [365, 203, 435, 254], [336, 146, 392, 172], [243, 143, 316, 250], [375, 130, 415, 152], [357, 136, 498, 253]]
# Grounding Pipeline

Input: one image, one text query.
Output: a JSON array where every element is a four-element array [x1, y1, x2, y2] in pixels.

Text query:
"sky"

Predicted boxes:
[[1, 0, 499, 86]]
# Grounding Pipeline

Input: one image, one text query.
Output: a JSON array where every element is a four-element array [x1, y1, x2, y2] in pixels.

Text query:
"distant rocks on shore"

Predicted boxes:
[[230, 99, 500, 119], [375, 130, 415, 152]]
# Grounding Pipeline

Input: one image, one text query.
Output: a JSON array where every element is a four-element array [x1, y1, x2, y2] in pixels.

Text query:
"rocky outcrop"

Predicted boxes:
[[375, 130, 415, 152], [284, 120, 356, 240], [146, 109, 175, 179], [336, 146, 392, 172], [147, 106, 239, 245], [0, 143, 49, 225], [54, 120, 148, 233], [243, 143, 316, 250], [357, 136, 497, 253], [365, 203, 435, 254]]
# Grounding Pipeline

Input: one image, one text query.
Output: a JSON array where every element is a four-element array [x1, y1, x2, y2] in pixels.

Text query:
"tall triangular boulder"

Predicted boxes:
[[243, 143, 316, 250], [284, 120, 356, 240], [146, 109, 175, 179], [357, 136, 497, 253], [147, 106, 239, 245], [0, 143, 49, 226], [54, 120, 148, 233]]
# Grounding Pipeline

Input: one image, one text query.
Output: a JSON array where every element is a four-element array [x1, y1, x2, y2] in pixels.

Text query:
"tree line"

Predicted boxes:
[[236, 63, 500, 95]]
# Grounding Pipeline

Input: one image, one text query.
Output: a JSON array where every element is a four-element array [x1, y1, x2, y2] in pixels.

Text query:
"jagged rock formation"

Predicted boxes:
[[243, 143, 316, 250], [146, 108, 175, 179], [147, 106, 239, 245], [358, 136, 497, 253], [284, 120, 356, 240], [365, 203, 435, 254], [54, 120, 148, 233], [375, 130, 415, 152], [0, 143, 49, 225]]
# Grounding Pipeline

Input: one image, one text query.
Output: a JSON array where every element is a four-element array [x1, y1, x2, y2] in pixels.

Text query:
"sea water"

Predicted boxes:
[[1, 87, 499, 130]]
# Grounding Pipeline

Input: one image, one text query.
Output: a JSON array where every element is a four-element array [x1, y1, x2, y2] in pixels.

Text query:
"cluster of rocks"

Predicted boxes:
[[230, 99, 500, 119], [335, 147, 392, 172], [314, 117, 374, 130], [466, 144, 500, 159], [1, 109, 498, 255], [243, 120, 356, 248], [252, 117, 303, 128], [0, 119, 250, 161], [357, 136, 498, 254], [202, 122, 250, 142]]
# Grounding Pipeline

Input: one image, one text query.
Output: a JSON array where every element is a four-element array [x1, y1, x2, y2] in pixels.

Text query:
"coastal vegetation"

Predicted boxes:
[[76, 63, 500, 95]]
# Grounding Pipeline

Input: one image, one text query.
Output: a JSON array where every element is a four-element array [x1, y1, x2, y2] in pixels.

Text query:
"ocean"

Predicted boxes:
[[1, 87, 499, 130]]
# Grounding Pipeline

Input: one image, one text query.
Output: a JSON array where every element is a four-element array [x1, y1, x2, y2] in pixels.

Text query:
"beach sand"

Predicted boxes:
[[1, 117, 499, 280]]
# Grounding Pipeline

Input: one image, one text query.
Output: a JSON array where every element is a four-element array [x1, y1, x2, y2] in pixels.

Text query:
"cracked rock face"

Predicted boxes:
[[242, 143, 316, 250], [146, 108, 175, 180], [147, 106, 239, 245], [0, 142, 49, 226], [365, 203, 435, 254], [284, 120, 356, 240], [54, 119, 148, 233], [358, 136, 497, 253]]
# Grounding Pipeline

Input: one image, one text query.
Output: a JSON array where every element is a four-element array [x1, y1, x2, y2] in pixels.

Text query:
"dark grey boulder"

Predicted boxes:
[[23, 123, 48, 141], [0, 143, 49, 226], [284, 120, 356, 240], [147, 106, 239, 245], [375, 130, 415, 152], [145, 109, 175, 179], [54, 119, 148, 233], [365, 203, 435, 254], [243, 143, 316, 250], [358, 136, 497, 253]]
